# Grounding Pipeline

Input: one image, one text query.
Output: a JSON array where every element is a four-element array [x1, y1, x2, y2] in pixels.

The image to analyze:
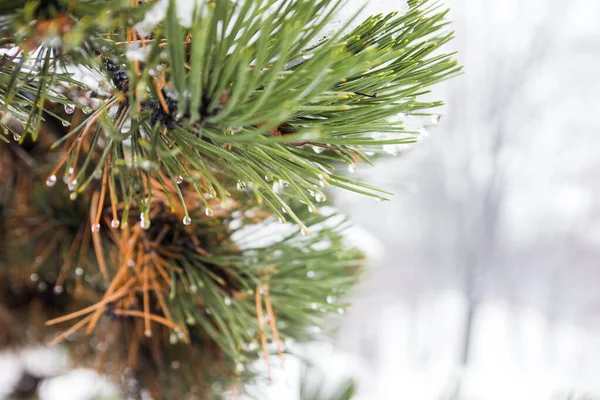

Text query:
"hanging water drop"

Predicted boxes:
[[111, 219, 120, 229], [383, 144, 400, 156], [30, 273, 39, 282], [169, 333, 178, 345], [236, 180, 247, 191], [306, 270, 316, 278], [61, 120, 69, 127], [308, 205, 317, 213], [91, 223, 101, 233], [224, 297, 232, 306], [310, 303, 318, 310], [348, 164, 356, 174], [69, 192, 77, 200], [13, 133, 21, 141], [140, 216, 150, 230], [46, 175, 57, 187], [279, 179, 289, 188], [93, 169, 103, 180], [301, 228, 312, 236], [205, 208, 213, 217], [144, 329, 152, 338], [176, 175, 184, 184], [182, 216, 192, 225], [75, 267, 84, 276], [235, 363, 245, 373], [54, 285, 64, 294], [68, 179, 78, 191], [189, 285, 198, 294], [64, 104, 75, 115], [309, 326, 322, 334], [278, 216, 286, 224], [82, 107, 93, 115], [326, 295, 335, 304], [312, 146, 324, 154], [337, 307, 345, 315]]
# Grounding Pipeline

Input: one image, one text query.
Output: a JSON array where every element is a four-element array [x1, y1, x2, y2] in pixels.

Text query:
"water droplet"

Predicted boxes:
[[278, 216, 286, 224], [279, 179, 289, 188], [82, 107, 93, 115], [140, 215, 150, 230], [337, 307, 345, 315], [236, 180, 247, 191], [244, 342, 259, 351], [281, 207, 288, 214], [309, 326, 321, 334], [93, 169, 103, 180], [54, 285, 64, 294], [111, 219, 120, 229], [430, 114, 440, 125], [169, 333, 178, 344], [319, 180, 326, 188], [315, 193, 326, 203], [308, 205, 317, 213], [140, 160, 152, 170], [30, 273, 39, 282], [326, 295, 335, 304], [91, 223, 100, 232], [127, 259, 135, 268], [183, 216, 192, 225], [205, 208, 213, 217], [176, 175, 184, 184], [171, 361, 181, 370], [37, 281, 48, 291], [224, 297, 231, 306], [68, 179, 78, 191], [69, 192, 77, 201], [312, 146, 324, 154], [61, 120, 69, 127], [186, 316, 196, 325], [46, 175, 57, 187], [310, 303, 318, 310], [301, 228, 312, 236], [348, 164, 356, 173], [383, 144, 403, 155], [235, 363, 244, 373], [264, 175, 270, 181], [64, 104, 75, 115], [13, 133, 21, 141], [205, 308, 212, 315], [189, 285, 198, 294], [306, 270, 316, 278], [144, 329, 152, 337], [68, 167, 74, 175], [75, 267, 84, 276]]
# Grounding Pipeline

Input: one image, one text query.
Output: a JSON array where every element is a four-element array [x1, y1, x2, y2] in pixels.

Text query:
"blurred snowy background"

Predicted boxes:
[[2, 0, 600, 399], [322, 0, 600, 399]]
